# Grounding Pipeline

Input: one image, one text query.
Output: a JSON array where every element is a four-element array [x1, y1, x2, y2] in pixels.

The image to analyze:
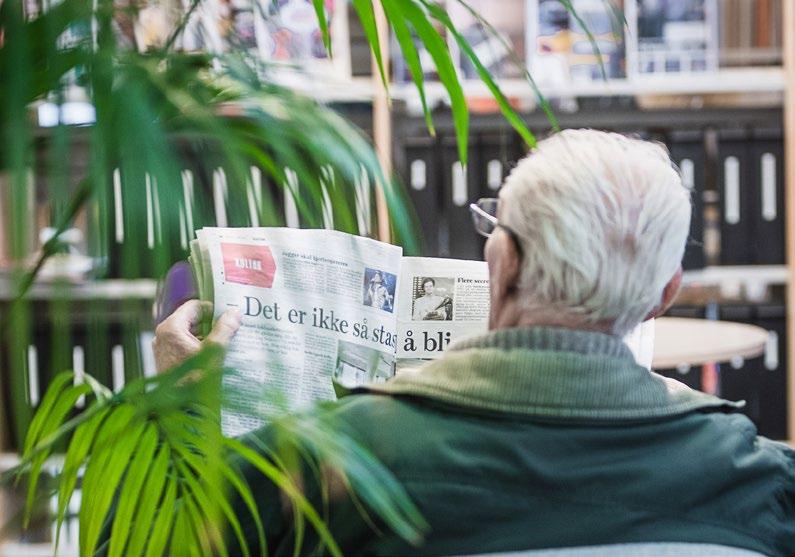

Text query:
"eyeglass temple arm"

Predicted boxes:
[[469, 203, 499, 225]]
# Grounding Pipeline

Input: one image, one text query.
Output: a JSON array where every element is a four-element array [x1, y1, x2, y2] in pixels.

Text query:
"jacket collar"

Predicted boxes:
[[360, 327, 744, 422]]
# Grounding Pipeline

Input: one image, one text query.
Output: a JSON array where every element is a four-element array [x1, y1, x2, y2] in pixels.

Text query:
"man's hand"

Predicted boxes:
[[153, 300, 242, 373]]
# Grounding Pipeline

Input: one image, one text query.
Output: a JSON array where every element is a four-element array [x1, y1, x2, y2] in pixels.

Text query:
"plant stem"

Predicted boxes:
[[164, 0, 202, 52]]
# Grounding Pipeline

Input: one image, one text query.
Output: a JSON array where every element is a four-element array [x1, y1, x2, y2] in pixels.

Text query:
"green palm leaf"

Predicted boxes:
[[107, 423, 159, 557], [312, 0, 332, 57], [352, 0, 389, 88], [382, 0, 435, 136], [226, 436, 344, 557], [55, 406, 110, 551], [397, 0, 469, 164], [558, 0, 610, 81], [145, 477, 178, 557], [126, 444, 171, 557], [422, 0, 536, 149], [79, 406, 145, 556], [23, 376, 93, 528], [451, 0, 559, 135]]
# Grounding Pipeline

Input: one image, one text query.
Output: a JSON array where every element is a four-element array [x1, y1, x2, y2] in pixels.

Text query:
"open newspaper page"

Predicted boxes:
[[396, 257, 490, 363], [194, 227, 402, 437]]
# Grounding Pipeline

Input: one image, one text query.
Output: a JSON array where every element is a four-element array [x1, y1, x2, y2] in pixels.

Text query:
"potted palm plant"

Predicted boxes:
[[0, 0, 583, 553]]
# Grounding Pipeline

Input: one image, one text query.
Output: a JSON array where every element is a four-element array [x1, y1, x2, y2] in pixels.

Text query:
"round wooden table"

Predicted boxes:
[[652, 317, 770, 369]]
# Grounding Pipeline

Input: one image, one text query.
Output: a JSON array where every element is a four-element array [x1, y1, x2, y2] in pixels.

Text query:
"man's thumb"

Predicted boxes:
[[206, 309, 242, 346]]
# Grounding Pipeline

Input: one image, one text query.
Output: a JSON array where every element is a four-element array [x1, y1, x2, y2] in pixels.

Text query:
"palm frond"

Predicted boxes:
[[10, 344, 425, 555]]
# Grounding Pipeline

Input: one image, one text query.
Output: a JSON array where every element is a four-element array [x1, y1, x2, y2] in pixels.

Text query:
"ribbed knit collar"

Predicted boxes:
[[360, 327, 743, 421]]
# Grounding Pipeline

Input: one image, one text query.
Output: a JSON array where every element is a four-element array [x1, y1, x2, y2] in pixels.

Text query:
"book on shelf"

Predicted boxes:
[[718, 0, 782, 66]]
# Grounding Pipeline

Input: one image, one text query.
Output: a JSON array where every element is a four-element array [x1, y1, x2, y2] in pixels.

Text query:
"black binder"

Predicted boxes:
[[441, 133, 480, 260], [749, 129, 785, 264], [717, 304, 757, 412], [751, 304, 787, 439], [402, 135, 441, 256], [667, 130, 706, 270], [718, 303, 788, 440], [470, 130, 513, 260], [717, 129, 753, 265]]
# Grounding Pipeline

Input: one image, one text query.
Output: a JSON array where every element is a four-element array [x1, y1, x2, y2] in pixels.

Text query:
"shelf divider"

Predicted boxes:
[[783, 0, 795, 444]]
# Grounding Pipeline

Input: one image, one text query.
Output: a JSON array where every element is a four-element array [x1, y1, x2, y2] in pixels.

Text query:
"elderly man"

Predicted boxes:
[[154, 130, 795, 555]]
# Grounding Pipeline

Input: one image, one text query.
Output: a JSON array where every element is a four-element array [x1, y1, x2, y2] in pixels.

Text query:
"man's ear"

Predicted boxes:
[[493, 229, 522, 297], [644, 266, 683, 321]]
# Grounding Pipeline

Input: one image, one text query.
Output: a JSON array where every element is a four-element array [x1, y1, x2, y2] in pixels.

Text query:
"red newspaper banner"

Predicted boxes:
[[221, 242, 277, 288]]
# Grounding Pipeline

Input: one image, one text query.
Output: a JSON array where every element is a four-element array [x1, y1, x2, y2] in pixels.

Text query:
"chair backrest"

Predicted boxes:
[[471, 544, 768, 557]]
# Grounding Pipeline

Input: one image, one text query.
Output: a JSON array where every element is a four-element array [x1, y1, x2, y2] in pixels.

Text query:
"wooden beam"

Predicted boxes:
[[371, 1, 391, 243], [783, 0, 795, 443]]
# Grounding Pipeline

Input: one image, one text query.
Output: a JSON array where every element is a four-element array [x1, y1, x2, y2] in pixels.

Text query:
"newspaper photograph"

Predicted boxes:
[[193, 227, 402, 436]]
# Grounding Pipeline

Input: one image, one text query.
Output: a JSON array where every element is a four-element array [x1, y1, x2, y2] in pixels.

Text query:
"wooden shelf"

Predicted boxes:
[[682, 265, 789, 287], [783, 0, 795, 443], [33, 68, 786, 112], [0, 278, 157, 301], [390, 67, 786, 112]]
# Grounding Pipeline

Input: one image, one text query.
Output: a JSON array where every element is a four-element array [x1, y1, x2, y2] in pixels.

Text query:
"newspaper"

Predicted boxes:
[[191, 227, 653, 437], [191, 227, 489, 436]]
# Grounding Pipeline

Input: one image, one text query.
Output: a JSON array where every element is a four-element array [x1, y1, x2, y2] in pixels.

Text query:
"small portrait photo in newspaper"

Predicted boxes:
[[412, 276, 454, 321], [333, 339, 395, 389], [362, 268, 396, 313]]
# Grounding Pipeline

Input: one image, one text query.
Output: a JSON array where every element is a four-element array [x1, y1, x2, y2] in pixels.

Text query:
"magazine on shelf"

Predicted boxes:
[[190, 226, 489, 436], [172, 0, 351, 77], [448, 0, 526, 80], [252, 0, 351, 78], [626, 0, 718, 75], [526, 0, 626, 85]]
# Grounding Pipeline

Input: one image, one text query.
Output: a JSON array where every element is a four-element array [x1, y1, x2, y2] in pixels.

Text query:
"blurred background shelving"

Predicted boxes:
[[2, 0, 795, 453], [3, 2, 794, 554]]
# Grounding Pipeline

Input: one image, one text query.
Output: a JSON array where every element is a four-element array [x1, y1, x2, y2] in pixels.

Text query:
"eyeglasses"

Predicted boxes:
[[469, 197, 522, 238], [469, 198, 524, 256], [469, 198, 500, 237]]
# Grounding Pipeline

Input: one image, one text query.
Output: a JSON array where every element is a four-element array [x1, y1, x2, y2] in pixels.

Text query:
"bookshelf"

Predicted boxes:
[[9, 0, 795, 444]]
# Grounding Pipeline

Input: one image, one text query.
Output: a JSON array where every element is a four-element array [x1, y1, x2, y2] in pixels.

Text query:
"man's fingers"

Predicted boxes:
[[168, 299, 212, 329], [190, 301, 215, 336], [205, 308, 243, 347], [153, 301, 240, 374], [153, 300, 215, 374]]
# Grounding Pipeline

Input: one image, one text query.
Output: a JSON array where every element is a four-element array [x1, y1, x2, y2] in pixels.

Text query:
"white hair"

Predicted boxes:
[[498, 129, 691, 336]]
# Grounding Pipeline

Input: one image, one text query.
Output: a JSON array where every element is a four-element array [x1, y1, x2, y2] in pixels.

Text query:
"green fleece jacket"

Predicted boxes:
[[234, 327, 795, 556]]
